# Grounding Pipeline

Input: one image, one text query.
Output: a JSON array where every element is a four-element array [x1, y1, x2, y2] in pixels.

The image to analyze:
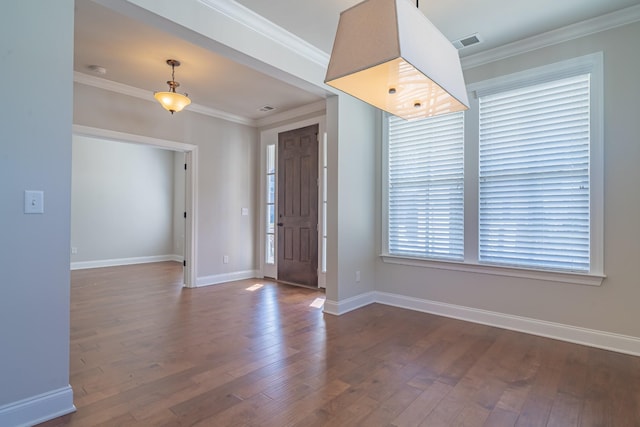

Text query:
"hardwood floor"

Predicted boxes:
[[40, 262, 639, 426]]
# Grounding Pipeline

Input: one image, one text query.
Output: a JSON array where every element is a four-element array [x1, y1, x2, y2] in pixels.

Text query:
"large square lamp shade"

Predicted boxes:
[[325, 0, 469, 120]]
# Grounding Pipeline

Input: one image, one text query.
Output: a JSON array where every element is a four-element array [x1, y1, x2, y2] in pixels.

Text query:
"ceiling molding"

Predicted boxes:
[[461, 4, 640, 69], [255, 100, 326, 129], [197, 0, 330, 67], [74, 72, 328, 128], [74, 71, 256, 126]]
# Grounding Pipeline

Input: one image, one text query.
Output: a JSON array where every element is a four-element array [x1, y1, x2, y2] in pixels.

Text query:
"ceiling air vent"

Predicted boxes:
[[452, 33, 482, 50], [258, 105, 276, 112]]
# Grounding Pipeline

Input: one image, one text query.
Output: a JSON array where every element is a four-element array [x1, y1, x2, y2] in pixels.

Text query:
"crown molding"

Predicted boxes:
[[462, 4, 640, 69], [186, 103, 254, 126], [74, 72, 328, 128], [255, 100, 326, 129], [73, 71, 256, 126], [197, 0, 330, 67]]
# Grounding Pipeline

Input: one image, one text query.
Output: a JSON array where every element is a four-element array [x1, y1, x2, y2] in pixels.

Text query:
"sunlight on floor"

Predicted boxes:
[[245, 283, 264, 291], [309, 297, 325, 309]]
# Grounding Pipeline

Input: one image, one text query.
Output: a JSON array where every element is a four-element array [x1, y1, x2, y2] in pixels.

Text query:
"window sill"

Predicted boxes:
[[380, 254, 605, 287]]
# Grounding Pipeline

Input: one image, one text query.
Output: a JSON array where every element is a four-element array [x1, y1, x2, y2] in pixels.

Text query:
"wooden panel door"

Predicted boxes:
[[277, 124, 319, 287]]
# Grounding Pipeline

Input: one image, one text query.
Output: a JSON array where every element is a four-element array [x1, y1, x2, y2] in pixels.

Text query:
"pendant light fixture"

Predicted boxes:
[[154, 59, 191, 114], [325, 0, 469, 120]]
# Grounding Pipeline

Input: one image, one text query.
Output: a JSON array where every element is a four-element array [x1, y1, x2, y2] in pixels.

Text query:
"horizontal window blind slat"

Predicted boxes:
[[480, 145, 589, 160], [480, 137, 589, 155], [480, 183, 588, 192], [479, 103, 589, 124], [479, 75, 589, 109], [480, 92, 589, 119]]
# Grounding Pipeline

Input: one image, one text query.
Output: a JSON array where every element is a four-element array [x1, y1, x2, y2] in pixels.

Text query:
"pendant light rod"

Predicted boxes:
[[170, 61, 176, 91], [166, 59, 180, 93]]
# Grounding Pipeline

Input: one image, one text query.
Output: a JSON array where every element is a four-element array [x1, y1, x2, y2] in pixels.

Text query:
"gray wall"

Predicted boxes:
[[74, 83, 259, 281], [0, 0, 75, 421], [71, 135, 180, 264], [326, 95, 378, 302], [375, 21, 640, 338]]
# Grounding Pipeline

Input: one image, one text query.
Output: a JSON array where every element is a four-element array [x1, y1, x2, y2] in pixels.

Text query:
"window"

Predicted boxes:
[[265, 144, 276, 265], [383, 53, 603, 284], [387, 112, 465, 261], [479, 74, 591, 271]]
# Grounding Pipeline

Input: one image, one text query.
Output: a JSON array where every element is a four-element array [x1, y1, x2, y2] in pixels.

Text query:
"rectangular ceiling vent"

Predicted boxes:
[[258, 105, 276, 112], [452, 33, 482, 50]]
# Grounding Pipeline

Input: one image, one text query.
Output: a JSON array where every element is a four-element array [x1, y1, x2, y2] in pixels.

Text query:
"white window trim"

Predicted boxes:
[[381, 255, 604, 286], [382, 53, 605, 286]]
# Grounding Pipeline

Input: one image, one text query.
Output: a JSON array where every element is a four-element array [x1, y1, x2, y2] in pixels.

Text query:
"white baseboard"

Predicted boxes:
[[168, 254, 183, 263], [322, 289, 640, 356], [0, 385, 75, 427], [375, 291, 640, 357], [196, 270, 259, 287], [71, 254, 182, 270], [318, 272, 327, 289], [323, 291, 376, 316]]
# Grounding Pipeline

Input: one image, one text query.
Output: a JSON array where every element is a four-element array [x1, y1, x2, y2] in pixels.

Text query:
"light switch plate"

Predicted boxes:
[[241, 208, 249, 216], [24, 190, 44, 214]]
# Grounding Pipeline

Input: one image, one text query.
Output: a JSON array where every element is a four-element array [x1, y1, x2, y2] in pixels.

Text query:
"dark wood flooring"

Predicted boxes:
[[39, 261, 640, 426]]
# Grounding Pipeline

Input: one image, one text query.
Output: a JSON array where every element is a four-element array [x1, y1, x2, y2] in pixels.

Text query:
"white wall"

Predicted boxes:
[[73, 83, 259, 284], [0, 1, 76, 425], [71, 135, 178, 265], [375, 22, 640, 340]]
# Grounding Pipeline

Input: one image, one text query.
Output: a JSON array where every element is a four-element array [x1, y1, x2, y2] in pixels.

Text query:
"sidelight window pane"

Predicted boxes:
[[265, 143, 276, 266], [267, 174, 275, 204], [266, 204, 275, 234], [267, 144, 275, 174], [266, 234, 275, 264]]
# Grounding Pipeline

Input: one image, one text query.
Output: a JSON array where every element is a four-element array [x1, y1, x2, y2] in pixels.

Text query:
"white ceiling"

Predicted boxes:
[[74, 0, 640, 122]]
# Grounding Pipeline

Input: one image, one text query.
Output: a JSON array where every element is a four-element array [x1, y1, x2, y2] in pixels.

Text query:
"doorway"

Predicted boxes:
[[277, 124, 319, 287], [71, 125, 198, 287]]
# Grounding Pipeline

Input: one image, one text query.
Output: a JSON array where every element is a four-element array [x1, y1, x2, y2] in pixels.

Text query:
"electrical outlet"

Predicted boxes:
[[24, 190, 44, 214], [355, 270, 361, 282], [223, 255, 229, 264], [71, 247, 78, 254]]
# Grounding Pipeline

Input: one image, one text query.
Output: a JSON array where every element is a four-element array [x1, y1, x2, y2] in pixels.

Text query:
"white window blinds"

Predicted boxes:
[[478, 74, 591, 272], [388, 112, 464, 260]]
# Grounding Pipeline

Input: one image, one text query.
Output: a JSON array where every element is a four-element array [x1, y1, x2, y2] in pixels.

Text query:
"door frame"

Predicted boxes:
[[72, 124, 198, 288], [259, 115, 327, 288]]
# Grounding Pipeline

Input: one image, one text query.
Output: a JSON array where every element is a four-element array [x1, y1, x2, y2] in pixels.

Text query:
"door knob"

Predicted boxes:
[[277, 222, 284, 226]]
